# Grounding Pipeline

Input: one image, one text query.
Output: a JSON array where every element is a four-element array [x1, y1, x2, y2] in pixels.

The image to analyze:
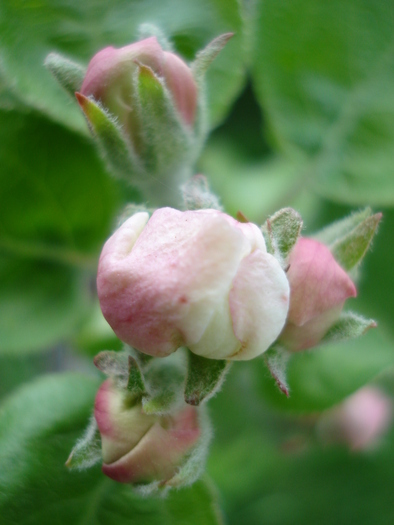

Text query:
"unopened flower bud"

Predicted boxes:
[[80, 37, 197, 129], [95, 379, 200, 484], [97, 207, 290, 360], [80, 38, 198, 150], [280, 237, 357, 351], [317, 387, 392, 450]]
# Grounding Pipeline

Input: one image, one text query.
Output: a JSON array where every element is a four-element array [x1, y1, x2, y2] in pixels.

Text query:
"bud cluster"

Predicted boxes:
[[54, 29, 382, 493]]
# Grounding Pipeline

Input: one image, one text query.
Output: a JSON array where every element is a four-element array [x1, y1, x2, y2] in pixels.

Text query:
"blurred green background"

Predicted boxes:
[[1, 1, 394, 524]]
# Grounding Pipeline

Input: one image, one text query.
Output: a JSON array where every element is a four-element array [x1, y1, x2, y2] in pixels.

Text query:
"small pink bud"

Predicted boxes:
[[97, 208, 290, 361], [280, 237, 357, 351], [94, 379, 200, 484], [317, 387, 392, 451], [80, 37, 197, 138]]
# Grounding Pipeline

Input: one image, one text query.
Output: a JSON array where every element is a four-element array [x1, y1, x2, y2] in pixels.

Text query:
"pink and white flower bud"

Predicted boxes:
[[317, 387, 392, 450], [280, 237, 357, 351], [97, 207, 290, 360], [95, 379, 200, 483], [80, 37, 197, 140]]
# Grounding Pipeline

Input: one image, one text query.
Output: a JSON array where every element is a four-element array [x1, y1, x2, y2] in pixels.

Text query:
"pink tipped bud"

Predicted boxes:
[[80, 37, 197, 134], [280, 237, 357, 351], [94, 380, 200, 484], [317, 387, 392, 451], [97, 207, 290, 361]]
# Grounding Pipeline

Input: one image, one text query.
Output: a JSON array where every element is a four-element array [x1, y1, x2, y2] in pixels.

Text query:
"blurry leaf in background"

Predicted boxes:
[[0, 110, 121, 354], [0, 373, 223, 525], [255, 328, 394, 412], [207, 362, 394, 525], [251, 0, 394, 205], [0, 0, 246, 133]]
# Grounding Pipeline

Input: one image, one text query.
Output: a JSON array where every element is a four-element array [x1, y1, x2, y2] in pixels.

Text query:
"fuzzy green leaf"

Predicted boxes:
[[93, 350, 129, 379], [75, 92, 143, 181], [322, 312, 377, 346], [44, 53, 85, 99], [185, 352, 231, 406], [65, 416, 101, 470], [136, 62, 197, 204], [127, 355, 147, 398], [264, 346, 291, 397], [182, 175, 222, 211], [313, 208, 373, 246], [192, 33, 234, 83], [262, 207, 303, 262], [330, 213, 382, 271], [142, 356, 186, 415]]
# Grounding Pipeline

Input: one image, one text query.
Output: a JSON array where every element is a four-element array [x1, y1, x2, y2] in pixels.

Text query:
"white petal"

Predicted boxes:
[[229, 250, 290, 360]]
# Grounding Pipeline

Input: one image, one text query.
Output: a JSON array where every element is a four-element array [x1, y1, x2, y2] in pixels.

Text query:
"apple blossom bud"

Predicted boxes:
[[280, 237, 357, 352], [317, 387, 392, 450], [95, 379, 200, 484], [80, 37, 197, 130], [97, 207, 290, 361]]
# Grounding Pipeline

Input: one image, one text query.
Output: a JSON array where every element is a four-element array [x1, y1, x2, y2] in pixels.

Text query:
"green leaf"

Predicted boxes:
[[45, 53, 86, 99], [93, 351, 129, 380], [0, 0, 246, 131], [76, 92, 144, 182], [185, 351, 231, 406], [322, 312, 377, 346], [66, 415, 102, 470], [135, 62, 197, 205], [0, 373, 223, 525], [329, 213, 382, 271], [192, 33, 234, 82], [262, 207, 303, 263], [264, 346, 291, 397], [182, 174, 222, 211], [255, 328, 394, 412], [0, 257, 91, 355], [0, 109, 121, 354], [251, 0, 394, 205], [142, 354, 186, 415], [313, 208, 373, 246]]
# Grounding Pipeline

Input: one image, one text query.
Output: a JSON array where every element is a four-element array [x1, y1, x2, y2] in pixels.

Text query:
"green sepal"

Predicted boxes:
[[181, 174, 222, 211], [93, 350, 129, 381], [264, 345, 291, 397], [262, 207, 303, 264], [44, 53, 85, 98], [191, 33, 234, 83], [314, 207, 373, 245], [127, 355, 147, 399], [184, 351, 231, 406], [329, 213, 382, 271], [65, 415, 102, 470], [75, 92, 143, 180], [321, 311, 377, 345], [94, 350, 148, 399], [136, 63, 193, 163], [141, 356, 185, 415]]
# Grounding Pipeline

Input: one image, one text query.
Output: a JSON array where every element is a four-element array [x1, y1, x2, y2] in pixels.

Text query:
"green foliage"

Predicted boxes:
[[185, 351, 231, 405], [251, 0, 394, 205], [0, 110, 120, 354], [256, 328, 394, 412]]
